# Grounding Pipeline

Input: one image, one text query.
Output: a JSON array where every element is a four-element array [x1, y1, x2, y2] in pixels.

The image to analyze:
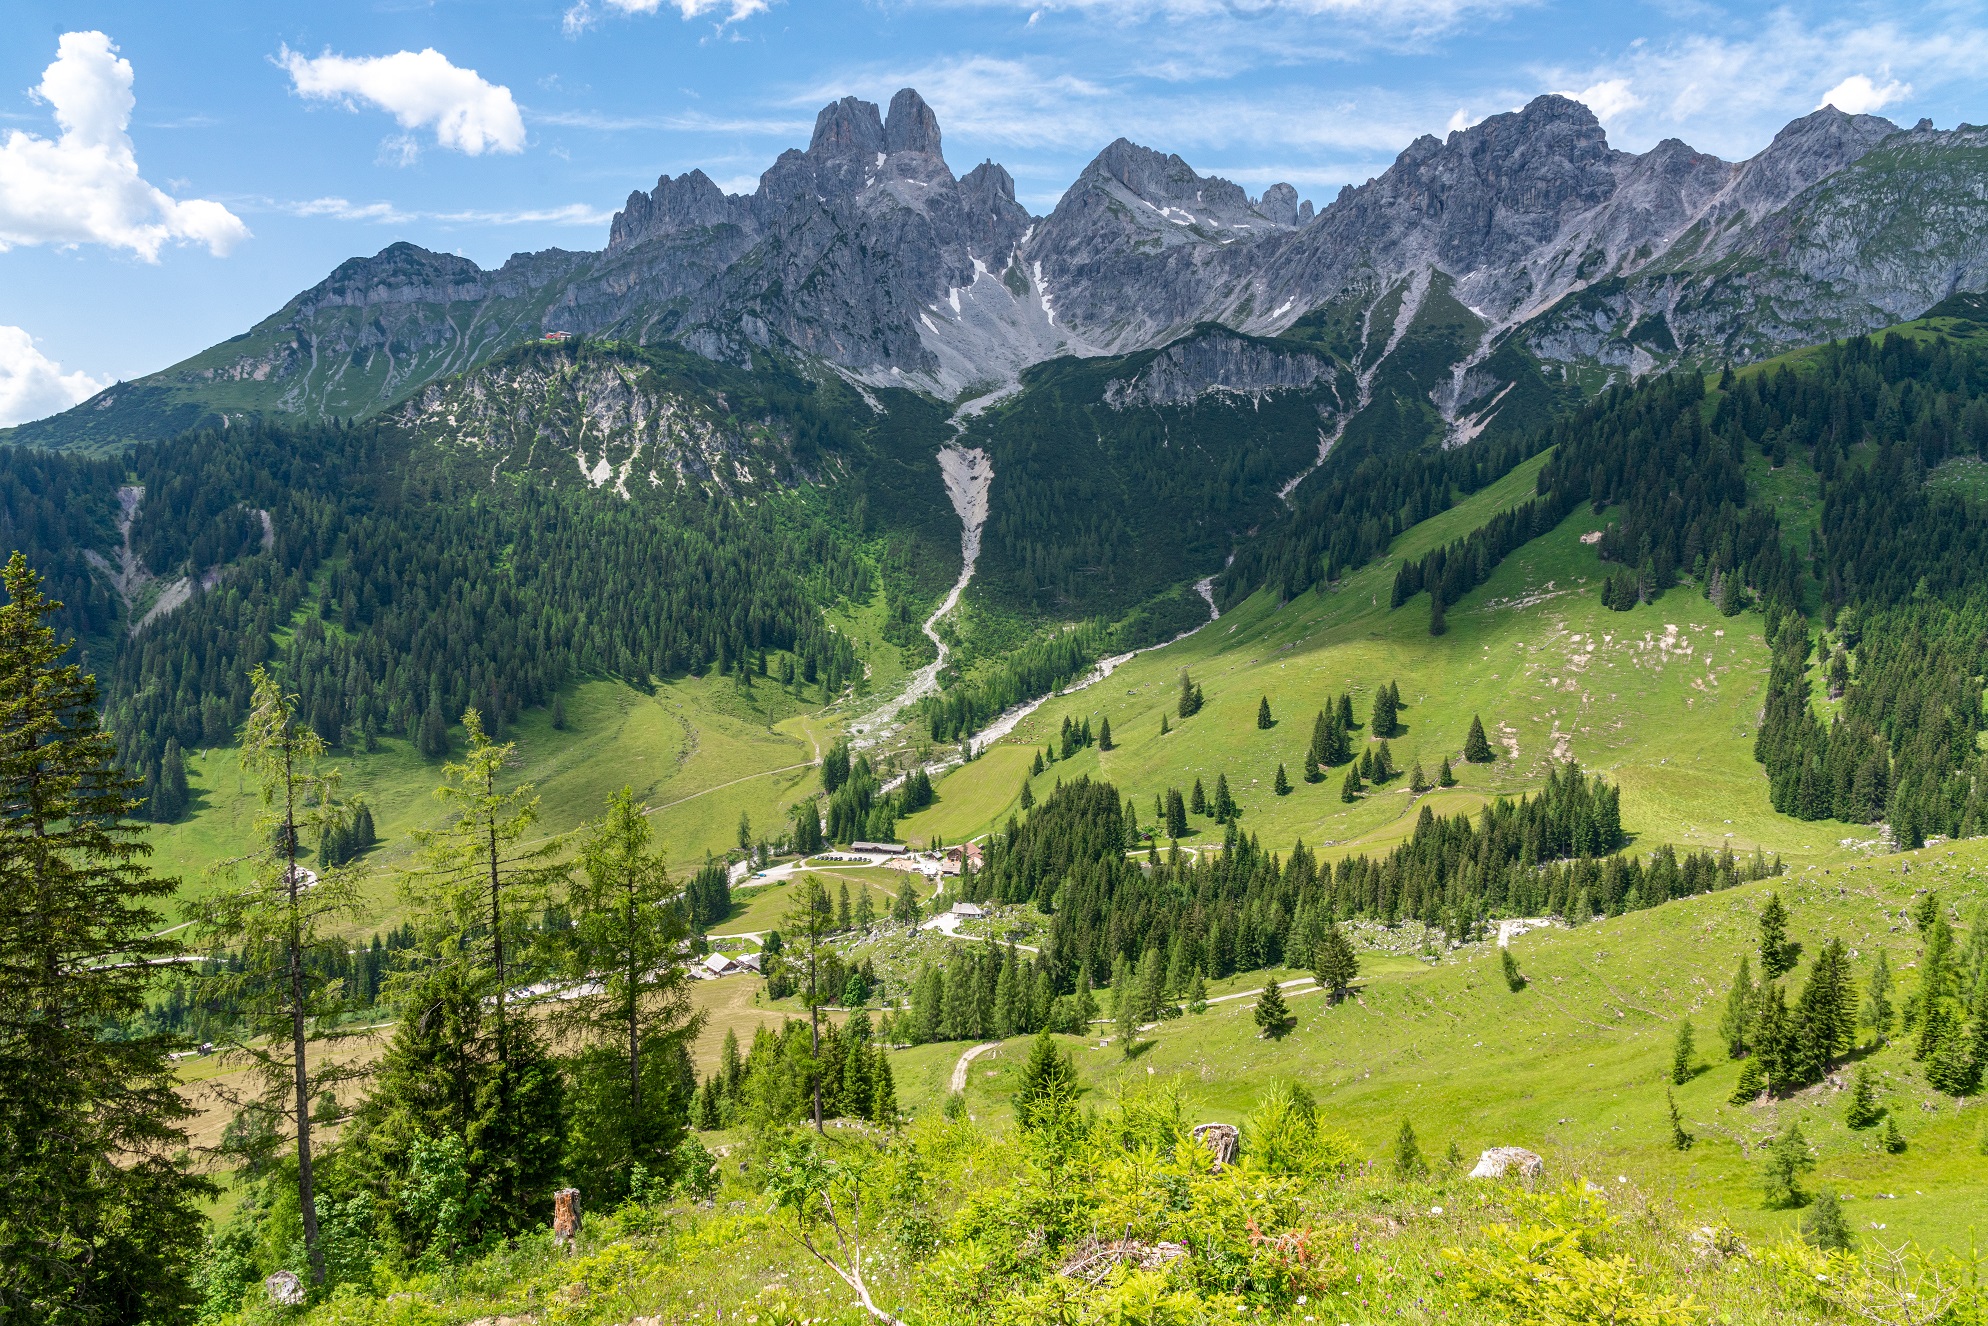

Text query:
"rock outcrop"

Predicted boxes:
[[21, 88, 1988, 449]]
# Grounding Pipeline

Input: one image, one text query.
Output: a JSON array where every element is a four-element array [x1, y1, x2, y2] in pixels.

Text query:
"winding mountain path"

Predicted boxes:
[[949, 1040, 1003, 1094]]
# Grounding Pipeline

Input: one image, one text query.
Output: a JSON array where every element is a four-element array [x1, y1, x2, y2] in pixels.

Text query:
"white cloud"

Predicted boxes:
[[1560, 78, 1641, 124], [564, 0, 771, 36], [0, 31, 248, 259], [282, 196, 612, 226], [280, 47, 525, 156], [1819, 73, 1910, 115], [0, 326, 105, 428], [807, 56, 1422, 161], [1535, 13, 1988, 158]]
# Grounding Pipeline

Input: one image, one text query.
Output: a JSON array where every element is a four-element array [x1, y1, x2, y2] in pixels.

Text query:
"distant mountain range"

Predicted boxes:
[[10, 89, 1988, 451]]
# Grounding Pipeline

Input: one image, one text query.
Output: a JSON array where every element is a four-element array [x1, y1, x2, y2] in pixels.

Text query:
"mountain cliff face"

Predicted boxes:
[[11, 89, 1988, 452]]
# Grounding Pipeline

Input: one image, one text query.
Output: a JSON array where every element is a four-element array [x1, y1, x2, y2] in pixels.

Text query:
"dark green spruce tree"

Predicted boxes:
[[0, 555, 210, 1321]]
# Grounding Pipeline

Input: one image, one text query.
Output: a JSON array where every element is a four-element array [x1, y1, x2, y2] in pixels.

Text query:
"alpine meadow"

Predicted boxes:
[[10, 11, 1988, 1326]]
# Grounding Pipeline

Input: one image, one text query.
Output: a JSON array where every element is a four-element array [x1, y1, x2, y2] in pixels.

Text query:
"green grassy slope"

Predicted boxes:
[[150, 673, 826, 931], [900, 446, 1851, 865], [908, 838, 1988, 1253]]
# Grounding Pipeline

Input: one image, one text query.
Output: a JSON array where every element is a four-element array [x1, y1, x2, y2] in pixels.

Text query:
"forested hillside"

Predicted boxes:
[[0, 341, 958, 824]]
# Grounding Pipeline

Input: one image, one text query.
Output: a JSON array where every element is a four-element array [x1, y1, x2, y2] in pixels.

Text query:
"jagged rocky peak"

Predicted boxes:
[[608, 168, 746, 253], [1076, 138, 1298, 232], [885, 87, 942, 157], [302, 241, 491, 311], [1715, 105, 1899, 219], [1408, 95, 1620, 229], [1257, 183, 1300, 227]]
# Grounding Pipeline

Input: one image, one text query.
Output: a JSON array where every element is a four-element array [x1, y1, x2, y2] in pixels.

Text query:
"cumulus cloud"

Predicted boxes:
[[564, 0, 771, 36], [0, 31, 248, 259], [1536, 13, 1988, 157], [280, 47, 526, 156], [0, 327, 105, 429], [1819, 73, 1910, 115], [1560, 78, 1641, 124]]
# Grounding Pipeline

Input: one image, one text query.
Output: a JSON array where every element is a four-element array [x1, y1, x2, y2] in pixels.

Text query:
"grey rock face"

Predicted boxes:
[[79, 87, 1988, 440], [1104, 330, 1338, 409]]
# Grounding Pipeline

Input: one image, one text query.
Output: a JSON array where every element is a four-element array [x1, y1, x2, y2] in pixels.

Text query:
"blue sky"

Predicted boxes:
[[3, 0, 1986, 425]]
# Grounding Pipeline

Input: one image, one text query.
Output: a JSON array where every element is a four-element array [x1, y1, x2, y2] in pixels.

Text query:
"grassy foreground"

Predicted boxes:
[[230, 1072, 1986, 1326]]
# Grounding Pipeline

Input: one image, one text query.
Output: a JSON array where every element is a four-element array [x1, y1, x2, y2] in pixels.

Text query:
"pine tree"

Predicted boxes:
[[1014, 1029, 1077, 1130], [1274, 763, 1291, 796], [1187, 970, 1208, 1014], [1762, 1121, 1815, 1208], [1409, 761, 1430, 794], [1392, 1118, 1426, 1179], [1758, 892, 1801, 979], [1802, 1191, 1852, 1251], [836, 881, 853, 931], [1178, 670, 1203, 718], [1719, 956, 1758, 1058], [1165, 788, 1187, 838], [1312, 923, 1359, 1003], [0, 556, 210, 1315], [1373, 740, 1396, 783], [1667, 1087, 1693, 1150], [1303, 749, 1322, 784], [1880, 1115, 1906, 1153], [1160, 713, 1169, 735], [1115, 954, 1141, 1054], [1861, 950, 1894, 1042], [1501, 947, 1526, 991], [1371, 684, 1398, 738], [1336, 692, 1355, 733], [1340, 765, 1363, 802], [1257, 696, 1274, 729], [870, 1050, 898, 1125], [1730, 1056, 1766, 1105], [1464, 714, 1495, 762], [552, 787, 696, 1202], [1214, 773, 1236, 820], [1429, 592, 1447, 636], [194, 666, 368, 1286], [1019, 779, 1034, 810], [1844, 1066, 1882, 1129], [1671, 1019, 1697, 1084], [795, 798, 824, 855], [1191, 778, 1207, 815], [1438, 756, 1456, 787], [1254, 980, 1294, 1038], [1789, 938, 1857, 1086], [1098, 717, 1113, 750]]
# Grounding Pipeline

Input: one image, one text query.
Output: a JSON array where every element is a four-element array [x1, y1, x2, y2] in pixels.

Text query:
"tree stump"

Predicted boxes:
[[553, 1187, 583, 1250], [1192, 1122, 1240, 1170]]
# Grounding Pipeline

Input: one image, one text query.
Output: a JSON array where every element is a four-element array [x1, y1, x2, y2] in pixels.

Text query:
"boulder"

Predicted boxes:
[[265, 1271, 305, 1306], [1192, 1122, 1240, 1170], [1468, 1147, 1545, 1183]]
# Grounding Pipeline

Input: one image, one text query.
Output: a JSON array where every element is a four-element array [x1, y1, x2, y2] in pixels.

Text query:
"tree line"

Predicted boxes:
[[865, 767, 1779, 1049]]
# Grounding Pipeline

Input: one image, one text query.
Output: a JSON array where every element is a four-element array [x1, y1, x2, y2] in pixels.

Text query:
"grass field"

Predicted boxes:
[[149, 672, 831, 933], [899, 449, 1853, 868], [896, 836, 1988, 1253], [156, 415, 1988, 1266]]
